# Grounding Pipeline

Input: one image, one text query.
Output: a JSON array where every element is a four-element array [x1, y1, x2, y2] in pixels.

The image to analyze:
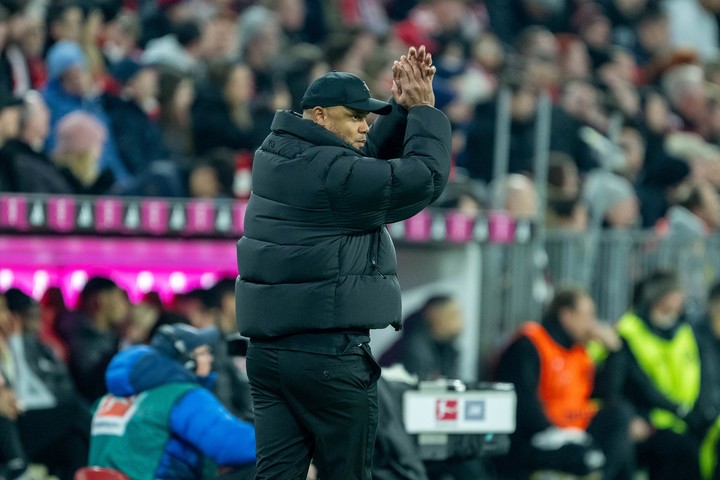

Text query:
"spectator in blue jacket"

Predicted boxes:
[[88, 322, 256, 480], [41, 40, 130, 183]]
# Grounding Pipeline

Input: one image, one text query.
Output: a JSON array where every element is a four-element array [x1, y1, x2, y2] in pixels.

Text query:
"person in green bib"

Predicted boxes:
[[88, 323, 256, 480], [595, 270, 704, 480]]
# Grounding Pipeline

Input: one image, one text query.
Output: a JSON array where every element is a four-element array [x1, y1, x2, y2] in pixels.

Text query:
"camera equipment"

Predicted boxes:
[[402, 379, 516, 461]]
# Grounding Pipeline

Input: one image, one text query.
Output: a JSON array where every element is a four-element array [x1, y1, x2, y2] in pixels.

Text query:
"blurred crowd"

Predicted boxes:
[[0, 275, 251, 480], [4, 0, 720, 478], [0, 0, 717, 239]]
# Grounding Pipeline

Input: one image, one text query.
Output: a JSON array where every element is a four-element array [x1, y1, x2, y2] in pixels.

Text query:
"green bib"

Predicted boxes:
[[89, 382, 198, 480], [617, 313, 700, 432]]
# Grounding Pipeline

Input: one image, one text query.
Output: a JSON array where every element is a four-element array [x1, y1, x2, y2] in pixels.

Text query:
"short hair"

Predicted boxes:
[[78, 276, 118, 312], [634, 270, 681, 310], [543, 286, 588, 324], [709, 282, 720, 305]]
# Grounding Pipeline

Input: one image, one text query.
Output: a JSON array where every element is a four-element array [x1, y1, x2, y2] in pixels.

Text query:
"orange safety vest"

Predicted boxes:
[[520, 322, 598, 430]]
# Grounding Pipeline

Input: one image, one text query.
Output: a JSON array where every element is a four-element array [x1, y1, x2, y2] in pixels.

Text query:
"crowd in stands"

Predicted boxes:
[[0, 275, 253, 480], [5, 0, 720, 479], [0, 0, 716, 240]]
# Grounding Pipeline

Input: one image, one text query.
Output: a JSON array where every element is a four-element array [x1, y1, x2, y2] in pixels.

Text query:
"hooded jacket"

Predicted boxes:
[[88, 346, 256, 480], [236, 100, 452, 338]]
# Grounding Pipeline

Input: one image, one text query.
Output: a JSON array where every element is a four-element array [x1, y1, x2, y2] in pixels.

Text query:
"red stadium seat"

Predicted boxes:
[[74, 467, 130, 480]]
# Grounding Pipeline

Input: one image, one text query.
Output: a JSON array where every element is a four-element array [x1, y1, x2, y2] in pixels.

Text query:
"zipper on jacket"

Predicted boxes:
[[370, 228, 385, 278]]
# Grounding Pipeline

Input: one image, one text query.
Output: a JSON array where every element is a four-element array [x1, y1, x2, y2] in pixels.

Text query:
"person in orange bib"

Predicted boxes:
[[492, 286, 636, 480]]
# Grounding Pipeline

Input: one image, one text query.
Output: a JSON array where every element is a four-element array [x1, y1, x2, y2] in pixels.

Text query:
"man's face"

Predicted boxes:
[[560, 294, 598, 344], [128, 68, 159, 103], [314, 106, 370, 149], [649, 290, 684, 329], [19, 305, 41, 336], [192, 345, 213, 377], [0, 105, 20, 139], [99, 287, 130, 326], [61, 66, 92, 96]]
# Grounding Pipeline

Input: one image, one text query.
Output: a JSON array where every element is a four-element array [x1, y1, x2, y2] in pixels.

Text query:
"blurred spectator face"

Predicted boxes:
[[605, 196, 639, 228], [128, 68, 159, 105], [610, 49, 637, 84], [99, 287, 130, 327], [524, 31, 559, 89], [649, 289, 684, 329], [456, 193, 482, 217], [561, 80, 598, 119], [615, 0, 648, 16], [192, 345, 213, 377], [50, 5, 83, 43], [430, 0, 466, 33], [0, 18, 9, 51], [619, 126, 645, 177], [472, 33, 503, 72], [511, 88, 537, 121], [224, 64, 254, 106], [559, 293, 598, 345], [0, 105, 21, 140], [165, 3, 195, 23], [201, 16, 238, 60], [171, 77, 194, 124], [504, 174, 539, 218], [548, 153, 580, 197], [0, 295, 10, 337], [275, 0, 306, 33], [22, 92, 50, 147], [245, 22, 281, 69], [189, 164, 223, 198], [20, 16, 44, 58], [103, 13, 140, 63], [427, 298, 463, 342], [580, 16, 611, 50], [637, 14, 670, 55], [644, 91, 671, 133], [673, 83, 707, 125], [560, 38, 591, 79], [18, 304, 41, 336], [61, 66, 92, 96], [8, 10, 26, 43]]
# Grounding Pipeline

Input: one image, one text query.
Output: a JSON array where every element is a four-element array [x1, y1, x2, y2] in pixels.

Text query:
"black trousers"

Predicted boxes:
[[246, 344, 381, 480], [16, 400, 91, 480], [637, 428, 700, 480], [0, 417, 27, 480]]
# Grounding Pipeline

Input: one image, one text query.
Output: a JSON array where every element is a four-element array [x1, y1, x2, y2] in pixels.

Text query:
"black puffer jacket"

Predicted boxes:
[[236, 100, 452, 339]]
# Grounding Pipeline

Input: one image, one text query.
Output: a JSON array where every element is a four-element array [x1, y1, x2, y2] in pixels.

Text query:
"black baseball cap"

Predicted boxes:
[[301, 71, 392, 115]]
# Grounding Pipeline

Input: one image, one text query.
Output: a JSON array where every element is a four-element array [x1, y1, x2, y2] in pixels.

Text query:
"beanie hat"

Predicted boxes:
[[53, 111, 107, 156], [151, 323, 220, 363], [46, 41, 87, 81]]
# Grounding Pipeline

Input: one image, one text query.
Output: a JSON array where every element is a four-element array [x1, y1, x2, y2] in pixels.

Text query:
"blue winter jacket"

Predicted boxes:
[[101, 346, 256, 478]]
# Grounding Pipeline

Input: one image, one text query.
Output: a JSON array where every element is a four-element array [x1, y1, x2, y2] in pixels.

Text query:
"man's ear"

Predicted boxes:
[[311, 106, 325, 126]]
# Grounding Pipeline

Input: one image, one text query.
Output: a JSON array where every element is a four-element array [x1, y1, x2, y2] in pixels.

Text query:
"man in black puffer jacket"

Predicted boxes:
[[236, 45, 452, 480]]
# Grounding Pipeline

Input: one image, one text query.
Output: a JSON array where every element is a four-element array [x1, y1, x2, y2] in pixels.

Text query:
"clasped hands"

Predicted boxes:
[[391, 45, 436, 110]]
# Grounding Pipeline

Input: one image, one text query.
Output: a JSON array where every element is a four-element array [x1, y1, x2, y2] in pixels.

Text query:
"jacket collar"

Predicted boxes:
[[270, 110, 364, 155]]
